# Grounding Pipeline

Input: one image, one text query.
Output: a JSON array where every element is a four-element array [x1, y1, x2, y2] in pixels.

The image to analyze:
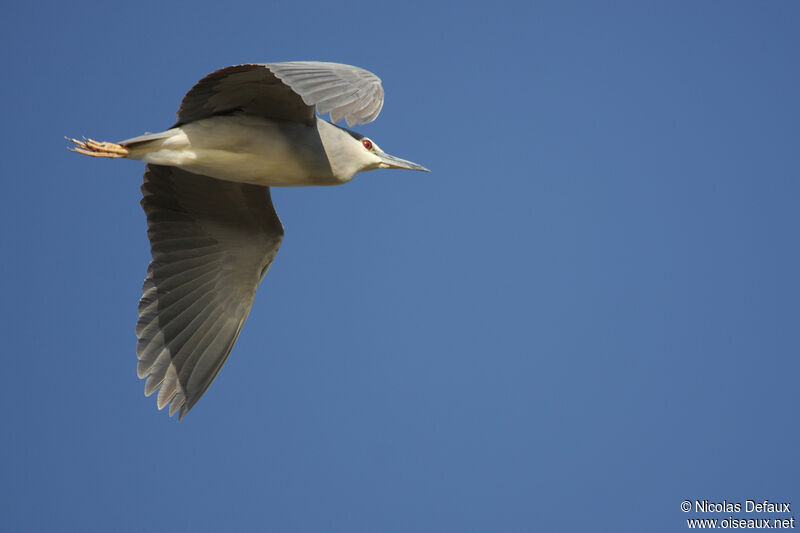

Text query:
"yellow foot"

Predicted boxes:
[[67, 137, 129, 158]]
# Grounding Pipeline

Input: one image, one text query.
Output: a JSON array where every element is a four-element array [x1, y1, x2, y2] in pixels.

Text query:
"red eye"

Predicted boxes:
[[362, 139, 373, 150]]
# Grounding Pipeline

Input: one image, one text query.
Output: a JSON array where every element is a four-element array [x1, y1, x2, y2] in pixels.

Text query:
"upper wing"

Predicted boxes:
[[176, 62, 384, 128], [136, 164, 284, 419]]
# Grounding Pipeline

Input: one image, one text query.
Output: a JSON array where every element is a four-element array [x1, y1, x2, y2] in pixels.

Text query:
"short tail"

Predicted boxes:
[[67, 137, 129, 158]]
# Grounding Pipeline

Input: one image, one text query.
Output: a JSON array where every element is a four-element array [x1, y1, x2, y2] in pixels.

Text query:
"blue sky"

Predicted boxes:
[[1, 1, 798, 531]]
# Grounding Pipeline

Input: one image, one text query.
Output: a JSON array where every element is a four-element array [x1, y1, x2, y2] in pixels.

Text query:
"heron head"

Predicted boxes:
[[323, 123, 429, 181], [353, 135, 430, 173]]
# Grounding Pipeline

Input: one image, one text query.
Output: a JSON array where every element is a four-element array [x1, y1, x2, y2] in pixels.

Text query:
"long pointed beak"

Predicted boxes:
[[377, 152, 430, 172]]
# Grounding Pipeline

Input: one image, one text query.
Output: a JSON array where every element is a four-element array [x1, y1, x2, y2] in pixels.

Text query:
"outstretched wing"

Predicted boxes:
[[136, 164, 284, 419], [176, 62, 384, 127]]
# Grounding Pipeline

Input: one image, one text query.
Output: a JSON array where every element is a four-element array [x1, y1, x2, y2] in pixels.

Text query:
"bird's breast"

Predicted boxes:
[[128, 115, 343, 187]]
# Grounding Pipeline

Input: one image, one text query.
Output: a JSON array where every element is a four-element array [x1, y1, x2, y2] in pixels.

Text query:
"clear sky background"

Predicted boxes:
[[1, 2, 798, 531]]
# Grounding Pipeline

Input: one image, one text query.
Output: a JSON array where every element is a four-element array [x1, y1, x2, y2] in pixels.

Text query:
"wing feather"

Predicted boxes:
[[176, 62, 384, 127], [137, 164, 283, 419]]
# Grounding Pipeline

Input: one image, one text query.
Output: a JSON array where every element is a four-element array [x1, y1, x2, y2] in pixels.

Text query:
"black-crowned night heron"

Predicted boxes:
[[70, 62, 428, 419]]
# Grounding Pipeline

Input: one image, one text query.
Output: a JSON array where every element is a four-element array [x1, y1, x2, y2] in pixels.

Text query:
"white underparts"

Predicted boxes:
[[125, 115, 347, 187]]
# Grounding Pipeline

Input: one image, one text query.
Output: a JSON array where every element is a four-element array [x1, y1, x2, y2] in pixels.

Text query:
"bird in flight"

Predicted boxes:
[[69, 62, 428, 419]]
